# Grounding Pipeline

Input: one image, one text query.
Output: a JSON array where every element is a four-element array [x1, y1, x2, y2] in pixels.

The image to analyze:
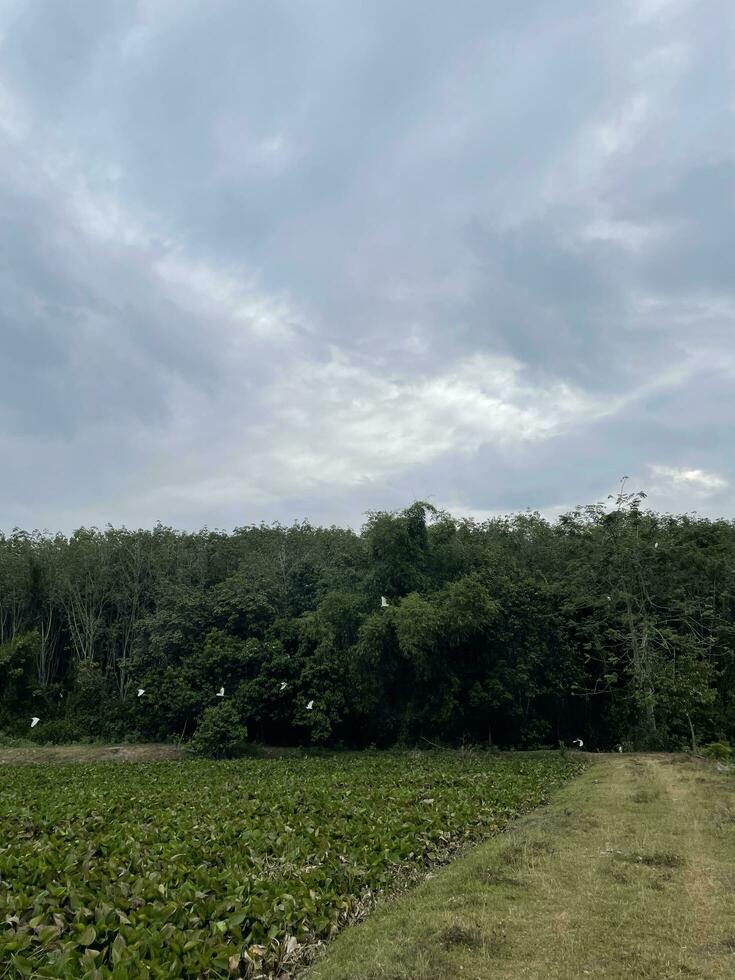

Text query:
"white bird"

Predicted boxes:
[[280, 681, 287, 691], [137, 688, 145, 698], [606, 595, 612, 601], [381, 596, 389, 607], [306, 700, 314, 710], [572, 738, 584, 748], [654, 541, 659, 549], [615, 744, 623, 753], [216, 687, 225, 698], [30, 717, 40, 728]]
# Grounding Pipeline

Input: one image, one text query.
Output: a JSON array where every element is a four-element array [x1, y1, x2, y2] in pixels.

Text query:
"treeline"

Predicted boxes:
[[1, 490, 734, 750]]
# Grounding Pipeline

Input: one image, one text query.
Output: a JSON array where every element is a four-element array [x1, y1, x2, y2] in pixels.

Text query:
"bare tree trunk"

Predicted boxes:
[[0, 597, 24, 645], [37, 606, 58, 687], [685, 710, 698, 753], [64, 589, 104, 664]]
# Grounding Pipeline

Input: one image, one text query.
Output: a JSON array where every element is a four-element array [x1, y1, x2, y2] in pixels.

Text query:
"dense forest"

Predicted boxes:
[[1, 487, 734, 751]]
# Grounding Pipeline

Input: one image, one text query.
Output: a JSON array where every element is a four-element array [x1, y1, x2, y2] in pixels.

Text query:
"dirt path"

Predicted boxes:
[[0, 742, 184, 765], [307, 755, 735, 979]]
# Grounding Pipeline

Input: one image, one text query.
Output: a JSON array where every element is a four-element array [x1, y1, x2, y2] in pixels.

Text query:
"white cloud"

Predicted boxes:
[[0, 79, 27, 140], [649, 464, 728, 493], [212, 116, 302, 181], [594, 93, 650, 157], [629, 0, 692, 24], [154, 253, 299, 341], [259, 351, 617, 490], [92, 352, 617, 525], [450, 501, 579, 525], [580, 216, 667, 252], [3, 99, 303, 347]]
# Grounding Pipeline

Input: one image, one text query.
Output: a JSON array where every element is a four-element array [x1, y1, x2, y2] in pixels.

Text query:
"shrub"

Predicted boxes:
[[701, 741, 732, 760], [28, 717, 86, 744], [189, 702, 248, 759]]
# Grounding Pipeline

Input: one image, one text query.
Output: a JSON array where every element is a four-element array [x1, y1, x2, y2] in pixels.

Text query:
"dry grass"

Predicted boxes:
[[306, 756, 735, 979], [0, 742, 185, 765]]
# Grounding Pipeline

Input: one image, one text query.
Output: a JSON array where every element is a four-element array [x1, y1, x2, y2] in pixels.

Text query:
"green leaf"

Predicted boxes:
[[77, 925, 96, 947]]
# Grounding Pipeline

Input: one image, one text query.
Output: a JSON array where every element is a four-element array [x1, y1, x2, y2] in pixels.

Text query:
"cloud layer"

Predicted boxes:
[[1, 0, 734, 531]]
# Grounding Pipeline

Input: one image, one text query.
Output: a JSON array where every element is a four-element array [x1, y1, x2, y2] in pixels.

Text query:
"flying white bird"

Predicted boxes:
[[30, 717, 40, 728], [216, 687, 225, 698], [306, 700, 314, 710], [572, 738, 584, 748], [137, 688, 145, 697], [280, 682, 287, 691], [381, 596, 389, 607]]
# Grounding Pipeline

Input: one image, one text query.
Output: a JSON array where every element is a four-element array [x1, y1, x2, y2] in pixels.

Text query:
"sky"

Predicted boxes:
[[1, 0, 734, 533]]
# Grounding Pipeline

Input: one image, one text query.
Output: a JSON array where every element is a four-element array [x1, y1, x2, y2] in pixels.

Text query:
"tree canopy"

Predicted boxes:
[[2, 491, 734, 751]]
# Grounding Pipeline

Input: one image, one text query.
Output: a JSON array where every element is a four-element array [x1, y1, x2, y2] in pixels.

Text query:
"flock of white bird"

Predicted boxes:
[[27, 593, 628, 751], [30, 679, 313, 727]]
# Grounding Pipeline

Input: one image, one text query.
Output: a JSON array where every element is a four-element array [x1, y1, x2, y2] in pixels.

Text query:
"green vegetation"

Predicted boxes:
[[0, 752, 578, 978], [2, 488, 735, 751], [188, 702, 248, 759], [308, 756, 735, 980], [702, 741, 733, 760]]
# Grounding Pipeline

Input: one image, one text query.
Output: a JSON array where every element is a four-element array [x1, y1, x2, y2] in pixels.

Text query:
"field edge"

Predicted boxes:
[[305, 754, 735, 980]]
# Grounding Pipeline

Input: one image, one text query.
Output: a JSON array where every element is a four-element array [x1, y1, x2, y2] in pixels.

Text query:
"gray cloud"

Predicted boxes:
[[0, 0, 734, 532]]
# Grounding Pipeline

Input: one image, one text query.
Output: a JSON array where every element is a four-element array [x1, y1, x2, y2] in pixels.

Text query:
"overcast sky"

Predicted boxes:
[[1, 0, 734, 533]]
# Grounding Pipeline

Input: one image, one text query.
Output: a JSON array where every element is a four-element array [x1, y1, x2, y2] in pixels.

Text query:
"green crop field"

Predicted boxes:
[[0, 752, 580, 978]]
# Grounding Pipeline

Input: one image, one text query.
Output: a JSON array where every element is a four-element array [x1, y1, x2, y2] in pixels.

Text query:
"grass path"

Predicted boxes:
[[307, 755, 735, 979]]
